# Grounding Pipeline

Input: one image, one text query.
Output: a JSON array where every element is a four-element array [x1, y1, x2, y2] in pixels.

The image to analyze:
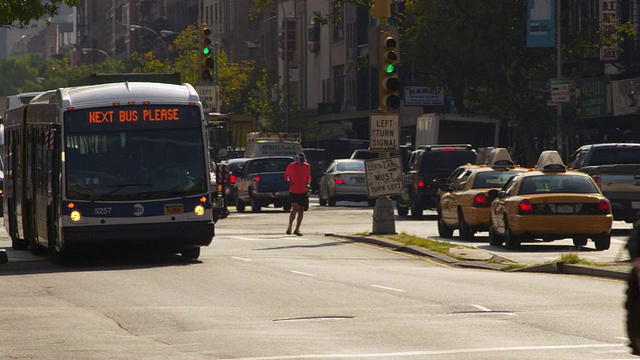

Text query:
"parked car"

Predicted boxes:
[[235, 156, 295, 212], [489, 150, 612, 250], [224, 157, 250, 205], [319, 159, 374, 207], [302, 148, 326, 193]]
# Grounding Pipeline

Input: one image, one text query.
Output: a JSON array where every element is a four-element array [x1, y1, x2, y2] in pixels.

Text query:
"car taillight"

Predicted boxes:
[[596, 199, 610, 212], [417, 181, 425, 188], [473, 193, 490, 207], [230, 174, 237, 184], [518, 199, 534, 214], [592, 175, 601, 189], [254, 175, 261, 183], [334, 175, 345, 185]]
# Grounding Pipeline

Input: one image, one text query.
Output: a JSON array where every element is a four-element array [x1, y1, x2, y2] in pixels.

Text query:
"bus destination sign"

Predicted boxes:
[[88, 108, 181, 124]]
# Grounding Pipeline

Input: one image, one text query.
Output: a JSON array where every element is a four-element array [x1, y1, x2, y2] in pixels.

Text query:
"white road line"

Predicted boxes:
[[615, 336, 629, 341], [234, 343, 625, 359], [370, 284, 405, 292], [290, 270, 317, 277], [231, 257, 252, 262], [470, 304, 492, 312]]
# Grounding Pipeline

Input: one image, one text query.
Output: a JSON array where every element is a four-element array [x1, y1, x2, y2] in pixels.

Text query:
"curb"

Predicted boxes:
[[327, 233, 631, 280]]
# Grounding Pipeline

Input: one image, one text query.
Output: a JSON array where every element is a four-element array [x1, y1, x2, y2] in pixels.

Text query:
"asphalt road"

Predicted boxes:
[[0, 200, 636, 359]]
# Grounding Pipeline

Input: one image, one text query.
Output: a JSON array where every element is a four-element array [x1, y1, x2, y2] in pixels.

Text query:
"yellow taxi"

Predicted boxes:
[[488, 150, 612, 250], [437, 148, 527, 240]]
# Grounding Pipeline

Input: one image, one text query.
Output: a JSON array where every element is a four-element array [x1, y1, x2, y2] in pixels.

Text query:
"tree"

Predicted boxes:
[[0, 54, 125, 96], [131, 25, 280, 121], [0, 0, 79, 28]]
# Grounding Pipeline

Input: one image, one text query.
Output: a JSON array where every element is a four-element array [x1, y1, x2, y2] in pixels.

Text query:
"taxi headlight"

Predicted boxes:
[[194, 205, 205, 217], [70, 210, 82, 222]]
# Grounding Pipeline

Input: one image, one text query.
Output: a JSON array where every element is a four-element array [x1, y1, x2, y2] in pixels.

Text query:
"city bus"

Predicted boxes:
[[3, 82, 215, 259]]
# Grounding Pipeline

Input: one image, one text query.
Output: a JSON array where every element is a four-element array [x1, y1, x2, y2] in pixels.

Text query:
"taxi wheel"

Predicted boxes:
[[504, 220, 521, 250], [572, 236, 588, 248], [458, 211, 474, 240], [593, 233, 611, 251], [437, 214, 454, 238], [488, 219, 503, 247]]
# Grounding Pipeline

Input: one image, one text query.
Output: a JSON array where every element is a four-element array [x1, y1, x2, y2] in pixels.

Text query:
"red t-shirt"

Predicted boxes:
[[285, 161, 311, 194]]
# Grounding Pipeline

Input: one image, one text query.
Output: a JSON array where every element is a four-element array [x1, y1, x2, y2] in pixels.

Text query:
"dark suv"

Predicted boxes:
[[396, 144, 477, 218]]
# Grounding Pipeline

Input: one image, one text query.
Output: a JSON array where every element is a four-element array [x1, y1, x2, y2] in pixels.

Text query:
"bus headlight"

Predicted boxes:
[[70, 210, 82, 222], [194, 205, 205, 217]]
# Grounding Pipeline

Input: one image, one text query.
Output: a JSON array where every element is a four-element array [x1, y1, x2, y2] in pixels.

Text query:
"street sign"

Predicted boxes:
[[195, 85, 219, 113], [369, 113, 399, 153], [550, 78, 570, 103], [365, 156, 403, 198]]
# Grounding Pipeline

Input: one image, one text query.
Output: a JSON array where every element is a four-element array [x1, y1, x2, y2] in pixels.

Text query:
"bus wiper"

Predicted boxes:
[[91, 183, 153, 201]]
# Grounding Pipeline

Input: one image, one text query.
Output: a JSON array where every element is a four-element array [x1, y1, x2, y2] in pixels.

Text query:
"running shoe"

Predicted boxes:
[[286, 227, 292, 235], [294, 229, 303, 236]]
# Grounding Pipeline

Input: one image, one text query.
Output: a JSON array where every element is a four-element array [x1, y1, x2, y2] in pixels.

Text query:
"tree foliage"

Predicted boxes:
[[0, 54, 125, 96], [130, 24, 280, 121], [0, 0, 79, 28]]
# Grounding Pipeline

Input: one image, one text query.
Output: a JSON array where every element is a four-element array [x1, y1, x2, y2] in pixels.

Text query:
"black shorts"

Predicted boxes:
[[290, 192, 307, 206]]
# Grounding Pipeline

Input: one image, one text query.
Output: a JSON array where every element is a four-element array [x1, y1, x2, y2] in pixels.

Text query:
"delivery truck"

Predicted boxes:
[[414, 113, 500, 148]]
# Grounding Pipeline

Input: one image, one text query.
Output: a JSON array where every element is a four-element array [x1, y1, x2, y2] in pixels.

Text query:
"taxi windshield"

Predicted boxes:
[[518, 175, 598, 195], [472, 170, 519, 188]]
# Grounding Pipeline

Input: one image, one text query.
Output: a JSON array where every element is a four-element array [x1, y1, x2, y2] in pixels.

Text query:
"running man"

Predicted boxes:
[[284, 153, 311, 236]]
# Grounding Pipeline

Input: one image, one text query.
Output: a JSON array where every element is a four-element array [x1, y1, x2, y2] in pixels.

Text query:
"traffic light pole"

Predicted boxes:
[[371, 14, 396, 235]]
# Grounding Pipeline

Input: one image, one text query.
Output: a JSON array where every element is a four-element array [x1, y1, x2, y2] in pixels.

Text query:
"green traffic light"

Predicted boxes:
[[203, 47, 211, 55], [385, 64, 396, 74]]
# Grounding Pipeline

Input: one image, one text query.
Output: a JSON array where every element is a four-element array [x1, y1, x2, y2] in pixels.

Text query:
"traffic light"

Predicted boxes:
[[380, 33, 400, 112], [200, 23, 214, 83], [370, 0, 390, 19]]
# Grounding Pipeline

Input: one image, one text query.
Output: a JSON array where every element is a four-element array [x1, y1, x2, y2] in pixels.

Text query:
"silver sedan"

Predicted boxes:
[[318, 159, 375, 207]]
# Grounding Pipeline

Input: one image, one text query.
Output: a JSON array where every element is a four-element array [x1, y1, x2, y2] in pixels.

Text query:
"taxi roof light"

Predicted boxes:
[[486, 148, 515, 169], [535, 150, 566, 172]]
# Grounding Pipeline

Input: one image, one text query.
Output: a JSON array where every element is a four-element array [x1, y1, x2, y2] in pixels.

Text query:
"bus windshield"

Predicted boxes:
[[65, 129, 207, 201]]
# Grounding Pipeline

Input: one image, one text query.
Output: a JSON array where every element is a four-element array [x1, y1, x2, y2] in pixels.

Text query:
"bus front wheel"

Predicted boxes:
[[180, 247, 201, 260]]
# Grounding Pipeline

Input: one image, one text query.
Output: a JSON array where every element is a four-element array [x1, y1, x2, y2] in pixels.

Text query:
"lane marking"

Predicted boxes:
[[232, 257, 252, 262], [290, 270, 317, 277], [470, 304, 492, 312], [234, 343, 625, 359], [370, 285, 405, 292]]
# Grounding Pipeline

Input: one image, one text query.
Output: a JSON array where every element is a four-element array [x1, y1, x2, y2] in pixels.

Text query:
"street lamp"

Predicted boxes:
[[129, 24, 169, 60], [81, 48, 111, 58]]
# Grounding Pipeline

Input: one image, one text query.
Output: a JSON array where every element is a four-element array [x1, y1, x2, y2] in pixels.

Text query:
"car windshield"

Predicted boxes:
[[336, 161, 365, 172], [518, 174, 599, 195], [245, 158, 292, 174], [472, 170, 519, 188]]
